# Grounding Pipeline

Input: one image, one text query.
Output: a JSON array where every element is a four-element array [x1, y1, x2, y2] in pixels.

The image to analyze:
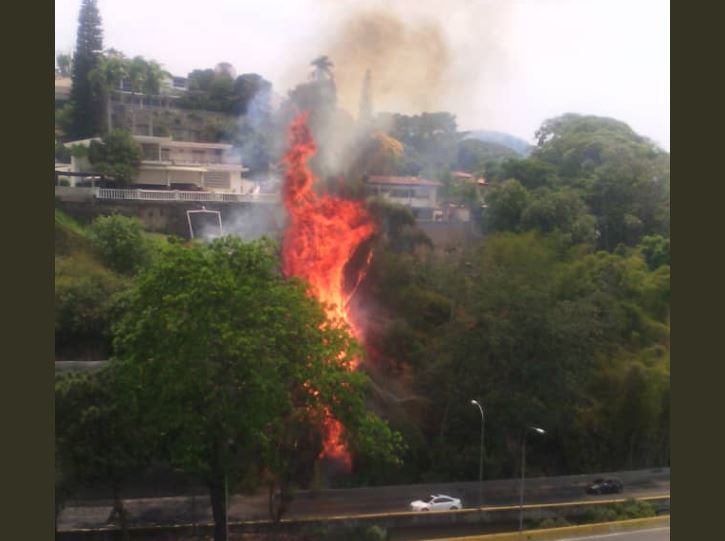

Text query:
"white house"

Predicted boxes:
[[366, 175, 443, 221], [65, 135, 253, 194]]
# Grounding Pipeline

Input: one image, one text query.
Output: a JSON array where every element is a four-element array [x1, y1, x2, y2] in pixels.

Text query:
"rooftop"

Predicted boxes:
[[367, 176, 442, 187]]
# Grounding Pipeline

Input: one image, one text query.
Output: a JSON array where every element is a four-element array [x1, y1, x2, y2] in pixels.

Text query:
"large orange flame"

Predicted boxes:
[[281, 113, 375, 468]]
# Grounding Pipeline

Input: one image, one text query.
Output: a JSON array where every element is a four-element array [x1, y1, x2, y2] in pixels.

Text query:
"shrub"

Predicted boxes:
[[537, 516, 572, 529], [619, 499, 656, 519], [88, 214, 151, 274], [581, 499, 656, 523], [55, 252, 126, 354], [359, 525, 387, 541]]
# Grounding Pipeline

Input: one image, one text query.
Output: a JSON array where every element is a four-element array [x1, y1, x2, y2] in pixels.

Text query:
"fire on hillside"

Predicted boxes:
[[281, 113, 376, 469]]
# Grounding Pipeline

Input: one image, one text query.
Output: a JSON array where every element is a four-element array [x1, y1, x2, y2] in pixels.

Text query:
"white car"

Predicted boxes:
[[409, 494, 462, 512]]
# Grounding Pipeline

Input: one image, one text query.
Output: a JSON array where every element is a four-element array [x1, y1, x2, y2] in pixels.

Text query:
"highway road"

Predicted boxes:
[[58, 468, 669, 531], [551, 526, 669, 541]]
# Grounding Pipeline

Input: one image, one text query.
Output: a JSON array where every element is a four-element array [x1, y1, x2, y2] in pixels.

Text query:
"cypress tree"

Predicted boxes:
[[69, 0, 104, 139]]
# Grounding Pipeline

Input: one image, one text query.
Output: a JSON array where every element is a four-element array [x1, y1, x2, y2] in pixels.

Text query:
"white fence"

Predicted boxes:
[[95, 188, 278, 204]]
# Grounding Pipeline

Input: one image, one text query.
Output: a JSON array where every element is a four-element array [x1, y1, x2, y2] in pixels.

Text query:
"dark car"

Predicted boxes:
[[585, 478, 623, 495]]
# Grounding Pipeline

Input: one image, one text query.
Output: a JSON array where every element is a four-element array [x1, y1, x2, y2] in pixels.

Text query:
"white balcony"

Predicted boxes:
[[95, 188, 279, 204]]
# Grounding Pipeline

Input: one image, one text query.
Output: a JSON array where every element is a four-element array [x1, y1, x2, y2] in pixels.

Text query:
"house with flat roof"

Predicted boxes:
[[65, 135, 253, 193], [366, 175, 443, 220]]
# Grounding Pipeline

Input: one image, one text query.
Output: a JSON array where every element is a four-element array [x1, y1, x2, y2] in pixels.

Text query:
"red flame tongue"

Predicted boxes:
[[281, 113, 376, 466]]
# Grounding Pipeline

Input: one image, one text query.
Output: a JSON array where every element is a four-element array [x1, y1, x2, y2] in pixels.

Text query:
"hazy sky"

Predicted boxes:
[[55, 0, 670, 149]]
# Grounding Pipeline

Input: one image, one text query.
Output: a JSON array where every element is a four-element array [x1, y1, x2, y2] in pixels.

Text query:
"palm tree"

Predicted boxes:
[[310, 56, 334, 81], [142, 60, 164, 96], [89, 55, 127, 134], [125, 56, 146, 133]]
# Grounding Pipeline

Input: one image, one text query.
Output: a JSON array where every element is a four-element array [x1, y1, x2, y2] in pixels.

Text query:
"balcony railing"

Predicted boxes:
[[95, 188, 278, 204], [141, 158, 243, 166]]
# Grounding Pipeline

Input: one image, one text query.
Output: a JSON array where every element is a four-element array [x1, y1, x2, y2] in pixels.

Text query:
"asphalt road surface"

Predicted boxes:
[[58, 468, 669, 530], [551, 526, 669, 541]]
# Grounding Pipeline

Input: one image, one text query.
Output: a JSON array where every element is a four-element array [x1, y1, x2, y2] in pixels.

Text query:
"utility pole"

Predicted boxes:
[[470, 400, 485, 507]]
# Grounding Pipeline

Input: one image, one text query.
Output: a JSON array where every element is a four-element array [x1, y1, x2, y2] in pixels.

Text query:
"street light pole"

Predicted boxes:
[[519, 426, 545, 532], [470, 400, 484, 508]]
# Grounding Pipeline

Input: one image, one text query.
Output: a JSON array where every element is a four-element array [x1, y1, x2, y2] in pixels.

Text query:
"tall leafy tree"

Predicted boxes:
[[69, 0, 104, 138], [484, 178, 531, 232], [89, 54, 127, 134], [87, 130, 142, 184], [112, 238, 402, 541], [533, 114, 670, 249]]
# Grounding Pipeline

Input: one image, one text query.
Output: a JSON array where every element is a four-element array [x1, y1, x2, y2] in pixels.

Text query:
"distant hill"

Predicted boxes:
[[464, 130, 534, 157]]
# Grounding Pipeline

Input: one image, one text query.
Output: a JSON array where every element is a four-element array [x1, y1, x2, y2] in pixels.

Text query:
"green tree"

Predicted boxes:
[[493, 157, 560, 190], [521, 188, 598, 246], [188, 68, 217, 91], [231, 73, 272, 116], [112, 237, 402, 541], [484, 178, 531, 232], [69, 0, 104, 138], [56, 368, 150, 540], [532, 114, 669, 249], [55, 210, 128, 360], [87, 130, 142, 184], [639, 234, 670, 270], [88, 214, 150, 274], [382, 112, 462, 174], [89, 54, 127, 134]]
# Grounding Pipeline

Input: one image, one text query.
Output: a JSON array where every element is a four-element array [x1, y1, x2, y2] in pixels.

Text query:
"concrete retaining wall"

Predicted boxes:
[[55, 196, 286, 240]]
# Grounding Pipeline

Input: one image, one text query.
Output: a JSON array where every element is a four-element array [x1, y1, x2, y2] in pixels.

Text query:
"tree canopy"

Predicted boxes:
[[111, 237, 402, 540], [69, 0, 104, 138], [484, 114, 669, 250], [88, 130, 142, 184]]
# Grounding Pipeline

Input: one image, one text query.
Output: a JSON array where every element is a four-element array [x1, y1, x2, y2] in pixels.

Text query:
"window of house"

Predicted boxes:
[[141, 144, 159, 161], [192, 150, 205, 163]]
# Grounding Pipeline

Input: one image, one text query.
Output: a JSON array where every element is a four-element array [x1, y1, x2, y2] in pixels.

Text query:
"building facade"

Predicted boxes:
[[366, 175, 442, 221], [66, 135, 253, 193]]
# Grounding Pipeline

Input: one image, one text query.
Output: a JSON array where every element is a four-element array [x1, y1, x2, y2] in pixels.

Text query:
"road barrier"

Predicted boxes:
[[56, 494, 670, 540]]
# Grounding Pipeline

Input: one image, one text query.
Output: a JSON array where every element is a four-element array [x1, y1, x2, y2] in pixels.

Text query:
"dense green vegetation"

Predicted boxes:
[[357, 114, 670, 483], [56, 237, 402, 540], [54, 211, 163, 360], [484, 114, 670, 251]]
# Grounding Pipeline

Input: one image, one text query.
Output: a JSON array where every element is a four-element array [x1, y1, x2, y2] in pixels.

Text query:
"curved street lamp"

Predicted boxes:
[[470, 400, 485, 507], [519, 426, 545, 531]]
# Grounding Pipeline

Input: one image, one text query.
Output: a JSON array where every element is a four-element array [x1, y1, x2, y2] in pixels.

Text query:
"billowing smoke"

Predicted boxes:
[[266, 1, 515, 181], [279, 0, 514, 127], [222, 203, 286, 241], [328, 10, 451, 115]]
